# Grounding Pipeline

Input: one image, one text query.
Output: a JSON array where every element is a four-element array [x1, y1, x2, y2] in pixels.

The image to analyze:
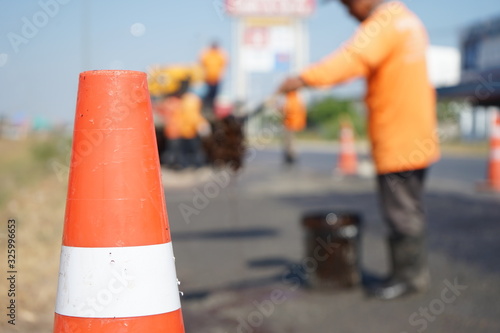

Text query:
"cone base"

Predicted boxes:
[[53, 309, 184, 333], [337, 159, 358, 176], [476, 180, 500, 193]]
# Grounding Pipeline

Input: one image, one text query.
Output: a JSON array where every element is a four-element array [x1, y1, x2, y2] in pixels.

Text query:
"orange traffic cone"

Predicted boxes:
[[335, 120, 358, 176], [486, 111, 500, 191], [53, 70, 185, 332]]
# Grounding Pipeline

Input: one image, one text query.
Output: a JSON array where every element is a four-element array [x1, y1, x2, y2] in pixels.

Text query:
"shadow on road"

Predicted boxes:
[[172, 227, 280, 241]]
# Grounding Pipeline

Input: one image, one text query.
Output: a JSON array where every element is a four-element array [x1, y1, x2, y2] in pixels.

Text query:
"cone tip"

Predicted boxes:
[[80, 70, 146, 78]]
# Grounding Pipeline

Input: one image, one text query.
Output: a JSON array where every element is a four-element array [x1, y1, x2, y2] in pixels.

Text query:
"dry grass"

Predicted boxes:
[[0, 136, 69, 332]]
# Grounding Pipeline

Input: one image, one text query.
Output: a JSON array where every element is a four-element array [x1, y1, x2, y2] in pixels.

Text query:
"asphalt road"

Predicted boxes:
[[164, 145, 500, 333], [250, 146, 489, 186]]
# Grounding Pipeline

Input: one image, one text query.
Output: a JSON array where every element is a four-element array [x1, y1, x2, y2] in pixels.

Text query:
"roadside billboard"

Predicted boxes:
[[225, 0, 315, 17], [241, 18, 295, 72]]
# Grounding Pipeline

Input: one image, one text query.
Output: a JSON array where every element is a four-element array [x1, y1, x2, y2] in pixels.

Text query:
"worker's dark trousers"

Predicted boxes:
[[181, 137, 205, 168], [204, 82, 219, 112], [377, 168, 428, 238], [283, 129, 295, 158]]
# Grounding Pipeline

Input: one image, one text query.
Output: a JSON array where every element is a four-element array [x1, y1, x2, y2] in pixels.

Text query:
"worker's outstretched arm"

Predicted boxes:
[[279, 13, 397, 93]]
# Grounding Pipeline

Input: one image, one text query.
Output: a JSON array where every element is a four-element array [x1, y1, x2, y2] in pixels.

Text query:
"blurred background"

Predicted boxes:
[[1, 0, 500, 332]]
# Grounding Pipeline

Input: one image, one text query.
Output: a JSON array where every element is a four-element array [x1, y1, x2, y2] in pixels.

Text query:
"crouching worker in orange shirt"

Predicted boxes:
[[156, 95, 183, 169], [279, 0, 440, 300], [179, 90, 210, 169], [282, 90, 307, 164], [157, 83, 209, 170]]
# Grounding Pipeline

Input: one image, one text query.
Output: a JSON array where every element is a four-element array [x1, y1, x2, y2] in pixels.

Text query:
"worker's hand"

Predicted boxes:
[[278, 76, 306, 94]]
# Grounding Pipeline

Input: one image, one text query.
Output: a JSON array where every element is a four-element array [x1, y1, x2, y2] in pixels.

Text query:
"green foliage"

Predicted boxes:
[[30, 134, 71, 169], [437, 101, 460, 124], [306, 96, 365, 140], [31, 137, 59, 163]]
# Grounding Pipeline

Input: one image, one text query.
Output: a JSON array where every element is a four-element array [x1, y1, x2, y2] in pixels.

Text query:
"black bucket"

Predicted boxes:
[[301, 210, 362, 289]]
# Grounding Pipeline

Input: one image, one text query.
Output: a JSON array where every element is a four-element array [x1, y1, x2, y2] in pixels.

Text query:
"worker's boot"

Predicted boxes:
[[366, 234, 430, 300], [283, 149, 297, 165]]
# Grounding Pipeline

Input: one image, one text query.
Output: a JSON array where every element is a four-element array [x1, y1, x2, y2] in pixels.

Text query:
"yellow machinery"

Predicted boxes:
[[147, 64, 205, 98]]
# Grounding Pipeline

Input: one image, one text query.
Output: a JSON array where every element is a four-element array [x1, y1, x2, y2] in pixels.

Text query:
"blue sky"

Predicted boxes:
[[0, 0, 499, 124]]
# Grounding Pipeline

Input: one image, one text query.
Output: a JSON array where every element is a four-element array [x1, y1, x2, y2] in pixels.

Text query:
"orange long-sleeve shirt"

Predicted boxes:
[[301, 1, 440, 174], [200, 48, 228, 85], [158, 97, 183, 140], [158, 93, 207, 140], [179, 93, 207, 139]]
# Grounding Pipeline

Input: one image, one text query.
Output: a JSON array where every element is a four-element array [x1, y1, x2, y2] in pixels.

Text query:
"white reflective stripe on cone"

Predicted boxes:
[[492, 126, 500, 139], [55, 242, 181, 318], [491, 147, 500, 161]]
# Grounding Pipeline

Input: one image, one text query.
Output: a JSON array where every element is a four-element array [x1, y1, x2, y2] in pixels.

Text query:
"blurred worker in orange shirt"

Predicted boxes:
[[156, 95, 183, 169], [279, 0, 440, 300], [282, 90, 307, 164], [156, 82, 209, 170], [200, 41, 228, 119], [179, 90, 210, 168]]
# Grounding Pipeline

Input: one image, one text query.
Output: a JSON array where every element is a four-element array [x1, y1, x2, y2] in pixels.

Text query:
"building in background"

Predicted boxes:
[[438, 15, 500, 141], [427, 46, 461, 88]]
